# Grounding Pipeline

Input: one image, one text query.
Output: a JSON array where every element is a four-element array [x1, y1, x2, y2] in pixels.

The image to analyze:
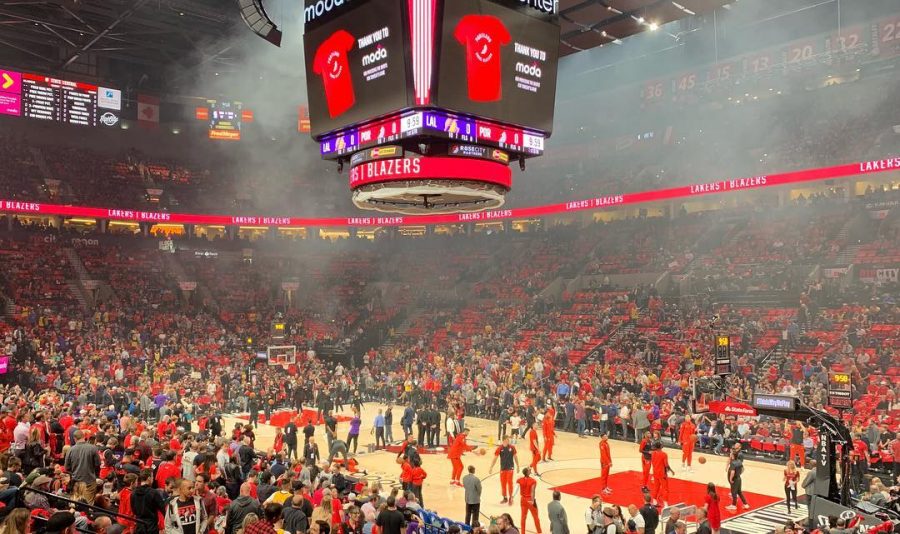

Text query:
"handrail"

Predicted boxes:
[[22, 485, 151, 525]]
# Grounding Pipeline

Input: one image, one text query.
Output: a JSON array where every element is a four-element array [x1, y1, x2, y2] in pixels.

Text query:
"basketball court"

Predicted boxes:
[[223, 403, 799, 534]]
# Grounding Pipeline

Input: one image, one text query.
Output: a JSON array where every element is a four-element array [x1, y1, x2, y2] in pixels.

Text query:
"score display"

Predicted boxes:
[[436, 0, 559, 134], [318, 109, 545, 158], [827, 372, 852, 409], [0, 68, 121, 127], [207, 100, 243, 141]]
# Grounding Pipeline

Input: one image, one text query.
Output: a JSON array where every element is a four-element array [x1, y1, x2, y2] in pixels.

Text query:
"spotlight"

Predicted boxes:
[[648, 22, 659, 31], [237, 0, 283, 47]]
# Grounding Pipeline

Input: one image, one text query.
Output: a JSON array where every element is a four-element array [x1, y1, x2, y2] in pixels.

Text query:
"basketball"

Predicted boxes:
[[478, 448, 487, 455], [698, 456, 707, 464]]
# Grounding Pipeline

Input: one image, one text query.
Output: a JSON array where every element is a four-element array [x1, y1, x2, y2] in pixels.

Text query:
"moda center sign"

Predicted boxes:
[[304, 0, 555, 26]]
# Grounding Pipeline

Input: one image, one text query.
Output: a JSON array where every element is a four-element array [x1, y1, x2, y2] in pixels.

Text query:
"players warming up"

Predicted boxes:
[[490, 435, 520, 504], [679, 415, 696, 472], [599, 433, 612, 495], [651, 441, 674, 508], [517, 467, 542, 534], [528, 422, 541, 476], [639, 431, 653, 491], [541, 407, 556, 461], [448, 427, 470, 486]]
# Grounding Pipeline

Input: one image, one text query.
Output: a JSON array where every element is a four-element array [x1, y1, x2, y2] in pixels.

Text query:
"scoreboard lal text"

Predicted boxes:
[[318, 108, 545, 159]]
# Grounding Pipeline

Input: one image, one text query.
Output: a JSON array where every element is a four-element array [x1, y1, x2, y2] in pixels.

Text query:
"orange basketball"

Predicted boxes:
[[478, 448, 487, 456], [698, 456, 706, 464]]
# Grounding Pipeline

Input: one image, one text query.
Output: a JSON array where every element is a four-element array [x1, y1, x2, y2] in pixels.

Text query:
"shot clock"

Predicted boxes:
[[714, 334, 731, 377], [827, 371, 852, 409]]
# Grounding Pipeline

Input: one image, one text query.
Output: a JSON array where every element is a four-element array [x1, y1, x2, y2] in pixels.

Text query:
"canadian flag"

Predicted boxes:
[[137, 94, 159, 128]]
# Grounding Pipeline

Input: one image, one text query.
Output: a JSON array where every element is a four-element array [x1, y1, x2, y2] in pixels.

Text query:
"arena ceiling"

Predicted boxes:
[[0, 0, 732, 83], [0, 0, 242, 85], [558, 0, 732, 55]]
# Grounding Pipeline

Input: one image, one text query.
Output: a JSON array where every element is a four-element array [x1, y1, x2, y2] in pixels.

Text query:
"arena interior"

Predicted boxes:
[[0, 1, 898, 534]]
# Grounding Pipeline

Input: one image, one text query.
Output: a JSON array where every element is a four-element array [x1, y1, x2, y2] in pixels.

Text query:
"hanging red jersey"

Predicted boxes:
[[453, 15, 511, 102], [313, 30, 356, 118]]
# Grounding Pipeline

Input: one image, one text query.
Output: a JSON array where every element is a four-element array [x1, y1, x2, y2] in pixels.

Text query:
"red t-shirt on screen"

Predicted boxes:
[[313, 30, 356, 118], [454, 15, 511, 102]]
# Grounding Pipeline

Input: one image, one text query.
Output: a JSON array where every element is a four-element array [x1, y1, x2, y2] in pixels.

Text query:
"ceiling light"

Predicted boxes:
[[637, 16, 645, 23]]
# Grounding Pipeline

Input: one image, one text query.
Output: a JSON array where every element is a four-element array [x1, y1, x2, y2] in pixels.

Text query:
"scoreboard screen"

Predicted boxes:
[[207, 100, 242, 141], [303, 0, 409, 138], [436, 0, 559, 134], [0, 68, 121, 127], [318, 108, 545, 158]]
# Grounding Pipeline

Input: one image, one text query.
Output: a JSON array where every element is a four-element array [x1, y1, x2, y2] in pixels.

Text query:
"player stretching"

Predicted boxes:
[[448, 427, 470, 486], [516, 468, 542, 534], [651, 442, 674, 508], [541, 407, 556, 461], [599, 433, 612, 495], [679, 415, 696, 472], [528, 422, 541, 476], [489, 435, 520, 505]]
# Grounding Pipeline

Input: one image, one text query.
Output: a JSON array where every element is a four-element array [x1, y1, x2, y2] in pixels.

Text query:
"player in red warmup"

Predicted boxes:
[[599, 433, 612, 495], [489, 435, 519, 504], [679, 416, 696, 472], [447, 427, 470, 486], [541, 407, 556, 461], [527, 422, 541, 475], [651, 441, 673, 507], [516, 468, 542, 534], [638, 431, 653, 491]]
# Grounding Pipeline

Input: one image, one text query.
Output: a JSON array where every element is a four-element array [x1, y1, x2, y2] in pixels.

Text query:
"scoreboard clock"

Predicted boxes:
[[827, 371, 852, 409]]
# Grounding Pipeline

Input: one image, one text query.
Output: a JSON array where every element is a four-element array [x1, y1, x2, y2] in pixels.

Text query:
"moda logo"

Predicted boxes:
[[362, 46, 387, 67], [305, 0, 354, 24], [515, 62, 542, 78]]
